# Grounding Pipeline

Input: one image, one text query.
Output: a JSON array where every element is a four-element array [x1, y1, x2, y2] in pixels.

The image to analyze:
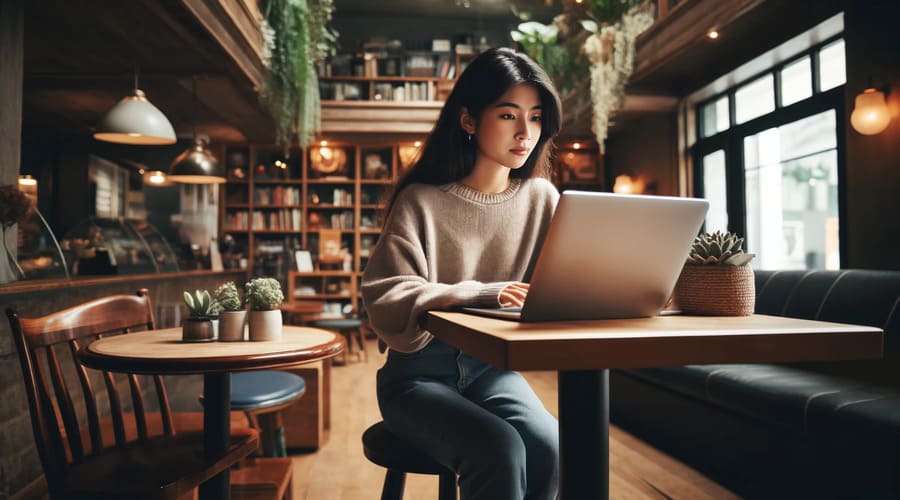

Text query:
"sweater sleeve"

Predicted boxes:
[[361, 230, 510, 353]]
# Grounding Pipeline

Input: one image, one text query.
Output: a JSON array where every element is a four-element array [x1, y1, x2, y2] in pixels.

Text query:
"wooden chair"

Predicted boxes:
[[6, 289, 259, 500]]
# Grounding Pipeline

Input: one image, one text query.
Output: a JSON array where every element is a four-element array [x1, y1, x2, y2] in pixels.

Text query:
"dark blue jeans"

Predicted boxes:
[[377, 338, 559, 500]]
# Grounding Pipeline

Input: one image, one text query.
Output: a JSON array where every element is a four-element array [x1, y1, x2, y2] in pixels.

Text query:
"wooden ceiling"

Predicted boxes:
[[21, 0, 844, 144], [22, 0, 271, 143]]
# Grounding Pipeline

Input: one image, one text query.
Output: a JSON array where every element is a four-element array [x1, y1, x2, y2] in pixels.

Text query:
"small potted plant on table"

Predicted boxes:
[[674, 231, 756, 316], [182, 289, 220, 342], [214, 281, 246, 341], [245, 277, 285, 341]]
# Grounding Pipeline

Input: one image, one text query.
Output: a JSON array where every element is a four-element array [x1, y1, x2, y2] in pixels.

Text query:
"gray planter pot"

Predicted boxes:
[[218, 310, 247, 341]]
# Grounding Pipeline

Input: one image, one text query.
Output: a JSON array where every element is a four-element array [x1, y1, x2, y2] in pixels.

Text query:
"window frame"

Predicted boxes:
[[690, 35, 848, 268]]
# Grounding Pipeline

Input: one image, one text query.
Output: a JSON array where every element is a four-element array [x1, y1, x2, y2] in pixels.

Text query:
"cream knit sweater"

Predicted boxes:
[[361, 177, 559, 353]]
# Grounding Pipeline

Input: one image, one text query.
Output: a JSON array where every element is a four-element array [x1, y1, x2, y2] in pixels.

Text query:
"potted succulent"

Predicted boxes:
[[214, 281, 246, 341], [182, 289, 220, 342], [674, 231, 756, 316], [245, 277, 285, 341]]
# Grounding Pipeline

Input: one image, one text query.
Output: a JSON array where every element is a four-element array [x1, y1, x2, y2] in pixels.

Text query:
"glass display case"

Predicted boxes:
[[60, 217, 180, 276], [13, 209, 69, 281]]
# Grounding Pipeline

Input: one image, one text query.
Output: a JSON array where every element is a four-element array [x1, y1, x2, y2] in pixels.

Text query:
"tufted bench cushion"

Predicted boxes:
[[610, 269, 900, 498]]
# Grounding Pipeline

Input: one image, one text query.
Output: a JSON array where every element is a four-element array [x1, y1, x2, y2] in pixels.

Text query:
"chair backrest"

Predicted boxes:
[[6, 289, 175, 492]]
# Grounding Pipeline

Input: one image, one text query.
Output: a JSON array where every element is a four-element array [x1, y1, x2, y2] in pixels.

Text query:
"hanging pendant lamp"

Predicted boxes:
[[168, 76, 226, 184], [94, 70, 176, 145]]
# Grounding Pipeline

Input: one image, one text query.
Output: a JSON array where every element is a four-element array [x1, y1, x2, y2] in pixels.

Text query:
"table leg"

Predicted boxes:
[[558, 369, 609, 500], [200, 372, 231, 500]]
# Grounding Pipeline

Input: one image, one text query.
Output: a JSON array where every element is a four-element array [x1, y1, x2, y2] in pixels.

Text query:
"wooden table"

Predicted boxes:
[[79, 325, 344, 500], [425, 312, 883, 500]]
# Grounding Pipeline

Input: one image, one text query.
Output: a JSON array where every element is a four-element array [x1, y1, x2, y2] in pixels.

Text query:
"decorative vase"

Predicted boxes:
[[674, 264, 756, 316], [182, 316, 219, 342], [248, 309, 282, 341], [218, 310, 247, 342]]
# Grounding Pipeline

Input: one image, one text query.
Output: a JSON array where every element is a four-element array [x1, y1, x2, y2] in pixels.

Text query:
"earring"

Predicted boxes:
[[467, 134, 472, 142]]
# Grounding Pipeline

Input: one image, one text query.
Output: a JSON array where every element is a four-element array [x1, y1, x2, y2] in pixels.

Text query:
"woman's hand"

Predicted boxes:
[[499, 282, 530, 308]]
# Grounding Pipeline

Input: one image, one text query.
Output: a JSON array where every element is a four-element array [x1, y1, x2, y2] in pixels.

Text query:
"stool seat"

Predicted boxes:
[[228, 371, 306, 458], [362, 421, 457, 500], [310, 317, 364, 329], [231, 371, 306, 410], [310, 317, 368, 363]]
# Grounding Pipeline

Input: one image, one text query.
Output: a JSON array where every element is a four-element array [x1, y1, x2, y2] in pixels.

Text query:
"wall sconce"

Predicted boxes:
[[850, 86, 891, 135], [613, 174, 645, 194]]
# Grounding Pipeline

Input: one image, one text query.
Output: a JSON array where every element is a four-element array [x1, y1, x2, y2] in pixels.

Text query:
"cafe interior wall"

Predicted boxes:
[[19, 133, 221, 270]]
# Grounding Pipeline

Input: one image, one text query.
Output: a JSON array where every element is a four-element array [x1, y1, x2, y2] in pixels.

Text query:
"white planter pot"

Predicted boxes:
[[218, 310, 247, 342], [248, 309, 282, 341]]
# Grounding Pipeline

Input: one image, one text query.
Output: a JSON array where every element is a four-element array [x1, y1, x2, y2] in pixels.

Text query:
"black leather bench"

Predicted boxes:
[[610, 269, 900, 498]]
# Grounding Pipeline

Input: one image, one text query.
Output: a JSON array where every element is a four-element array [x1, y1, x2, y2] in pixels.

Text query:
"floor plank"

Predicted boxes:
[[288, 338, 738, 499]]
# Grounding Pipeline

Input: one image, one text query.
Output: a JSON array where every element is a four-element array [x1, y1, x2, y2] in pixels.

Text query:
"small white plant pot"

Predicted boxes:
[[182, 316, 218, 342], [218, 310, 247, 342], [248, 309, 282, 341]]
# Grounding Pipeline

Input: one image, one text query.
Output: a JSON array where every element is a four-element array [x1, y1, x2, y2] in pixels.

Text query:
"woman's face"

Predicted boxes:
[[463, 83, 543, 171]]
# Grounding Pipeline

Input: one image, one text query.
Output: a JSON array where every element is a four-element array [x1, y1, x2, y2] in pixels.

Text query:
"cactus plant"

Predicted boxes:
[[245, 278, 285, 311], [686, 231, 755, 266], [213, 282, 243, 312], [183, 289, 219, 317]]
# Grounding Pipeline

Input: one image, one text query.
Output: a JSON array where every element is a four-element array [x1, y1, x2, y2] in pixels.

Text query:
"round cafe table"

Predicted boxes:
[[78, 325, 343, 500]]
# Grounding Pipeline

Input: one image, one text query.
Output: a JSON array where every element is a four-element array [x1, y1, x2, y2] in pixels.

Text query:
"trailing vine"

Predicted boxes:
[[260, 0, 337, 152], [510, 0, 654, 153]]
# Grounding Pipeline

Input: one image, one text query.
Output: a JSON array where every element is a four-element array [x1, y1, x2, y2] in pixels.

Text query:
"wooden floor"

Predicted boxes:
[[287, 338, 739, 499]]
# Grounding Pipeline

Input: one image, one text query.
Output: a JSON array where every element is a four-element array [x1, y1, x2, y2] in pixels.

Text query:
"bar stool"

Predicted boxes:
[[362, 421, 457, 500], [231, 370, 306, 457], [309, 317, 368, 364]]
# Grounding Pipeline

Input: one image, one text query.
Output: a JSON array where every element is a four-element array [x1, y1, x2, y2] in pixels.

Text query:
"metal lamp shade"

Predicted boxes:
[[93, 89, 177, 145], [168, 137, 226, 184]]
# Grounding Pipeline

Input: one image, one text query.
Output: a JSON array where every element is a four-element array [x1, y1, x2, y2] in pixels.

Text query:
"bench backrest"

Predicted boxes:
[[755, 269, 900, 387]]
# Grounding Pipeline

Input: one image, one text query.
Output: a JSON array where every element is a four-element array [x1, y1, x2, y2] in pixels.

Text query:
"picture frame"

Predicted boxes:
[[295, 250, 313, 272], [554, 143, 604, 188]]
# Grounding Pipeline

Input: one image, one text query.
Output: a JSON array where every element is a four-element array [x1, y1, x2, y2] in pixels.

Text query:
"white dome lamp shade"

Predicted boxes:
[[94, 89, 177, 145], [850, 87, 891, 135], [168, 136, 226, 184]]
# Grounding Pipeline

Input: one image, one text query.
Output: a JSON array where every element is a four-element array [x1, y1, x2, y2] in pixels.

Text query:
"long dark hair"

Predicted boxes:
[[385, 47, 562, 218]]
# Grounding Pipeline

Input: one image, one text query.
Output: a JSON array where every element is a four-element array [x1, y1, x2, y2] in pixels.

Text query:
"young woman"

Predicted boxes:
[[361, 47, 562, 500]]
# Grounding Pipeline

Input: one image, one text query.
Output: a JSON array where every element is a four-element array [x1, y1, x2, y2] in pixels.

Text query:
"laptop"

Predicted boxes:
[[461, 191, 709, 322]]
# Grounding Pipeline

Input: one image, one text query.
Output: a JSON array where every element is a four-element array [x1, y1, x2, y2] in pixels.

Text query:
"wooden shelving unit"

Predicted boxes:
[[220, 139, 424, 313]]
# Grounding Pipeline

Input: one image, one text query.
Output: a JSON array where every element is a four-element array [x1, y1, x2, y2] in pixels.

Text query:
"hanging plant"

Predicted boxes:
[[260, 0, 337, 152], [582, 0, 654, 152]]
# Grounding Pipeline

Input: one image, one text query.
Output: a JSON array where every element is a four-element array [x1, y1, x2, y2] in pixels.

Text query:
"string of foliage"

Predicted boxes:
[[260, 0, 337, 152]]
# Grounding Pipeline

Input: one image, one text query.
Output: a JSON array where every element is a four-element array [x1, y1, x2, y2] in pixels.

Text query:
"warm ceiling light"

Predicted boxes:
[[850, 87, 891, 135], [18, 175, 37, 187], [320, 140, 328, 147], [94, 84, 176, 145], [168, 77, 225, 183], [168, 136, 225, 184], [413, 140, 422, 147], [707, 29, 719, 40], [572, 142, 581, 150], [143, 170, 174, 187]]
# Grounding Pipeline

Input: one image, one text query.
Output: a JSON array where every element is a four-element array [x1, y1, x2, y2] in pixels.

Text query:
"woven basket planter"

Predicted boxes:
[[674, 264, 755, 316]]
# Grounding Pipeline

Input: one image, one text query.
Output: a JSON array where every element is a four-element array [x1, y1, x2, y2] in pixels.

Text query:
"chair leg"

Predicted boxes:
[[438, 470, 457, 500], [381, 469, 406, 500], [354, 327, 367, 361]]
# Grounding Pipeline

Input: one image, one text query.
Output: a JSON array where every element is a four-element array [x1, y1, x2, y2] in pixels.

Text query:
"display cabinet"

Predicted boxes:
[[59, 217, 179, 276]]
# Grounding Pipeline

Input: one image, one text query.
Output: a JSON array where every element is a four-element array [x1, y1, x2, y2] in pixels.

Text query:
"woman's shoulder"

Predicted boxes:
[[520, 177, 560, 204]]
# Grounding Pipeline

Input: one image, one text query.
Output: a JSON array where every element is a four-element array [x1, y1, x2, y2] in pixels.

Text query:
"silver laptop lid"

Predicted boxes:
[[520, 191, 708, 321]]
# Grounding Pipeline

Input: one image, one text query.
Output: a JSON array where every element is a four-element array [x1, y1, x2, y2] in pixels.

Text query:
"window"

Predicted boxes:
[[691, 33, 845, 270]]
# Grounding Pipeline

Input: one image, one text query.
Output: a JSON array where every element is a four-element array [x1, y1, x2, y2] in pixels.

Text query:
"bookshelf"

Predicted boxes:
[[220, 139, 424, 313]]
